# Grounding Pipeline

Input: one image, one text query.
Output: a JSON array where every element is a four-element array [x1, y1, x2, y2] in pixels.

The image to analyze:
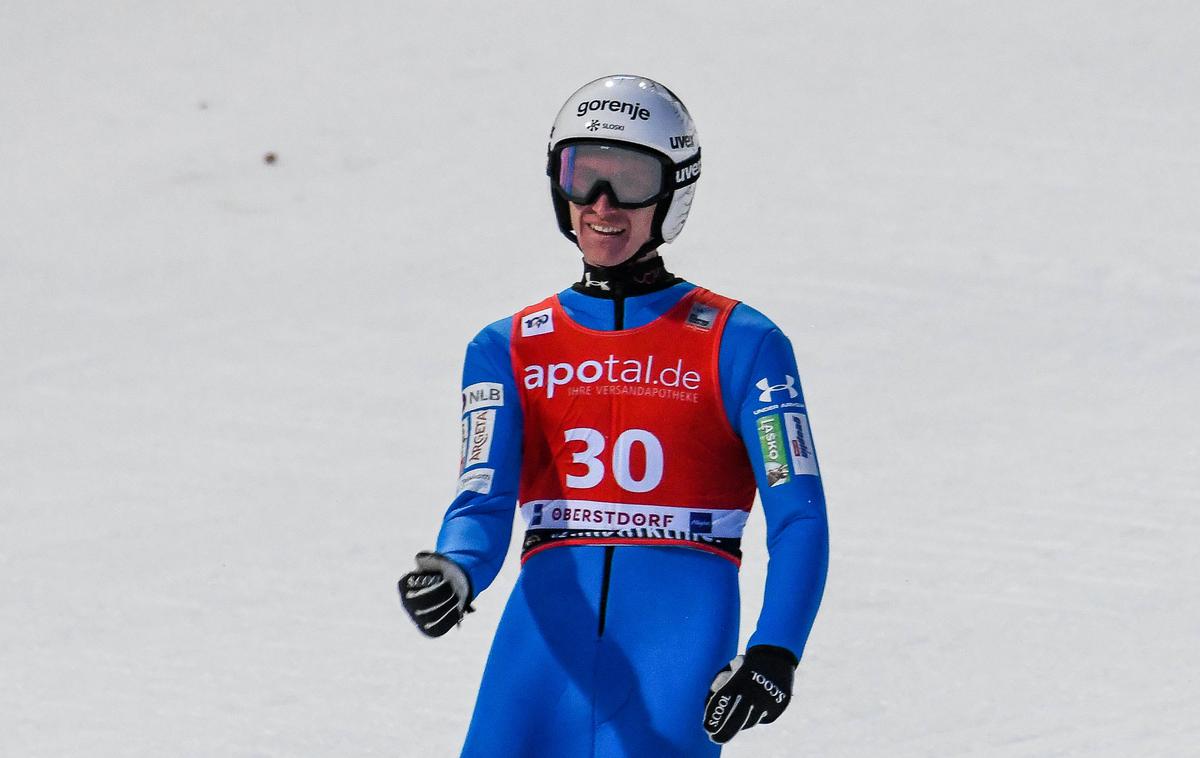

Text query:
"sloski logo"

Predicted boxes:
[[756, 375, 798, 402], [521, 307, 554, 337]]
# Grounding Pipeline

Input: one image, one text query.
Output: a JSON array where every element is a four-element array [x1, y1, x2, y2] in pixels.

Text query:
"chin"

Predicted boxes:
[[578, 237, 640, 267], [583, 250, 634, 267]]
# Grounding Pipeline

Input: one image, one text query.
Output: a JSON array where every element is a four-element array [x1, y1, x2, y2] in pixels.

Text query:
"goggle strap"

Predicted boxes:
[[671, 148, 702, 190]]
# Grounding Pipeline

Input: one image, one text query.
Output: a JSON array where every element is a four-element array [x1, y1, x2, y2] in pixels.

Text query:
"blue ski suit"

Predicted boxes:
[[436, 281, 829, 757]]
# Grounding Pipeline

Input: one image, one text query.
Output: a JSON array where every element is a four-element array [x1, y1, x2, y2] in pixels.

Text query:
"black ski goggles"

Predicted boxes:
[[549, 139, 701, 209]]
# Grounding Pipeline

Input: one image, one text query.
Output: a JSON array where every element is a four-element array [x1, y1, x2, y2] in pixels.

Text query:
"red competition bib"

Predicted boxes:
[[511, 288, 756, 566]]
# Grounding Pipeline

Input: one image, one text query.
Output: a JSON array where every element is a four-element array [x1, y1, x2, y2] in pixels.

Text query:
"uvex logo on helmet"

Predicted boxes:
[[576, 99, 651, 121]]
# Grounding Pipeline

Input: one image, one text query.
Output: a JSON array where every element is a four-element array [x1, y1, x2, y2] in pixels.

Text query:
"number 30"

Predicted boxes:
[[563, 427, 663, 493]]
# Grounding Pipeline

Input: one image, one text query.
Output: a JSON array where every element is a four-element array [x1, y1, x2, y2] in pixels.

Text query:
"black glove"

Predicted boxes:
[[703, 644, 797, 744], [398, 551, 474, 637]]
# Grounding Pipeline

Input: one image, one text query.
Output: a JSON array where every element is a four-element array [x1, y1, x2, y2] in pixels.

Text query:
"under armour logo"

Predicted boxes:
[[756, 375, 798, 402], [584, 273, 611, 291]]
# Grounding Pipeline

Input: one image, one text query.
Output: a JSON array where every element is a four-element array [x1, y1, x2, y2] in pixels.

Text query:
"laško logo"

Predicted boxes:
[[523, 353, 702, 399]]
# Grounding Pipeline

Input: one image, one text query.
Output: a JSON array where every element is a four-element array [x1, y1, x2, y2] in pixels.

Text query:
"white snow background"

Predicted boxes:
[[2, 2, 1198, 756]]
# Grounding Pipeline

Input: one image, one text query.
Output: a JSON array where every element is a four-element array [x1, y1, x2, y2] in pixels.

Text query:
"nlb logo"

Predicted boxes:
[[463, 382, 504, 413], [523, 354, 702, 398], [576, 99, 651, 121]]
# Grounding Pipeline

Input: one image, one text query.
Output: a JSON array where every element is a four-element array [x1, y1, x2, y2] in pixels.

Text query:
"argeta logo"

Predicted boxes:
[[521, 307, 554, 337], [531, 502, 543, 527], [756, 375, 798, 402], [689, 511, 713, 534]]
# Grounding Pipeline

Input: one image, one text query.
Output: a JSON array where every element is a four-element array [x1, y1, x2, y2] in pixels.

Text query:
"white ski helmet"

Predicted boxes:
[[547, 74, 701, 254]]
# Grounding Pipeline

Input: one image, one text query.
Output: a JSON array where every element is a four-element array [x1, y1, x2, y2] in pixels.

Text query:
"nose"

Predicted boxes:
[[589, 189, 616, 214]]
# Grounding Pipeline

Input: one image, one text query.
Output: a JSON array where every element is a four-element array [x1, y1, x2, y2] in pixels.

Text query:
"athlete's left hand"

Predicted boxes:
[[703, 645, 797, 744]]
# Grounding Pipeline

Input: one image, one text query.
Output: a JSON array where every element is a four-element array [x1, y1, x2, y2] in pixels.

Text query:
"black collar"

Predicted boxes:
[[571, 255, 682, 299]]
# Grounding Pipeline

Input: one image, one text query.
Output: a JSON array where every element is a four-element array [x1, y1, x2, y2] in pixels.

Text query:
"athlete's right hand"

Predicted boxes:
[[398, 551, 474, 637]]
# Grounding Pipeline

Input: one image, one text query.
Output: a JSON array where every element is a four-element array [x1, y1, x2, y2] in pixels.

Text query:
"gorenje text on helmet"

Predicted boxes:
[[575, 99, 652, 121]]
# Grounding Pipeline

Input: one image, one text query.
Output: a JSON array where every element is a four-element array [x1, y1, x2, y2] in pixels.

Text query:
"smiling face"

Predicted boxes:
[[568, 192, 657, 267], [558, 144, 662, 266]]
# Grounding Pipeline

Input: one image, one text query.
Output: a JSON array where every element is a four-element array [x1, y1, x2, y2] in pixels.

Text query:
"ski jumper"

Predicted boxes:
[[437, 279, 829, 757]]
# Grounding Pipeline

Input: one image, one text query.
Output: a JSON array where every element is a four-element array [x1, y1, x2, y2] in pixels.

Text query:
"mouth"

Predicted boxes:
[[586, 221, 626, 236]]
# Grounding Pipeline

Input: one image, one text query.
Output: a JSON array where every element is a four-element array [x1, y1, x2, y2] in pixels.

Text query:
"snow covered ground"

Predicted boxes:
[[2, 2, 1197, 755]]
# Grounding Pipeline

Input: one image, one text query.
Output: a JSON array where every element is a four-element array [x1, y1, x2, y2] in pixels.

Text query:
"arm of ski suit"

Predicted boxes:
[[720, 305, 830, 660], [432, 318, 523, 598]]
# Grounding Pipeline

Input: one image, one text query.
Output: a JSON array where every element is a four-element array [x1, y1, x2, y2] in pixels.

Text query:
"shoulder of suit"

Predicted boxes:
[[470, 315, 515, 352], [686, 284, 783, 341]]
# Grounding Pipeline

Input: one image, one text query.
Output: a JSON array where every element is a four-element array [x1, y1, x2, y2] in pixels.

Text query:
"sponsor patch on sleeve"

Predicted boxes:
[[783, 412, 820, 477], [459, 416, 469, 471], [756, 414, 791, 487], [464, 408, 495, 468], [457, 467, 494, 495], [685, 301, 718, 330], [462, 382, 504, 413], [520, 307, 554, 337]]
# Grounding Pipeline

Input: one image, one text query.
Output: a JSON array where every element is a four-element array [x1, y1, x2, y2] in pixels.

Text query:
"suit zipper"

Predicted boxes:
[[597, 546, 615, 636], [597, 285, 624, 637]]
